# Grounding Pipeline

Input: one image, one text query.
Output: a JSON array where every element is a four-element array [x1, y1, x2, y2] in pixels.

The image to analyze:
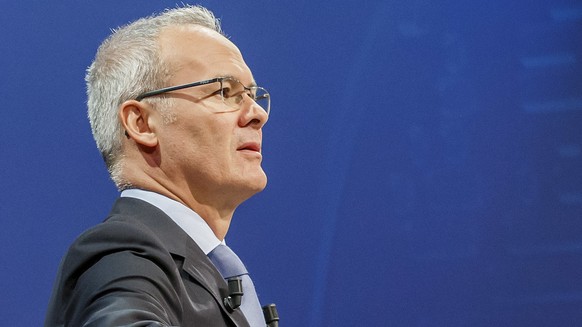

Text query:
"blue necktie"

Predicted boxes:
[[208, 244, 265, 326]]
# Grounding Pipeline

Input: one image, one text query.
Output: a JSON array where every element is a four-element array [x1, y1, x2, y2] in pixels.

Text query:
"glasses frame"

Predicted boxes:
[[134, 76, 270, 114]]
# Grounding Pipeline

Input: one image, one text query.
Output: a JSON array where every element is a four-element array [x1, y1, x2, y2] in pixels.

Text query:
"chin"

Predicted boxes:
[[251, 173, 268, 192], [246, 171, 268, 193], [232, 178, 267, 205], [230, 168, 267, 198]]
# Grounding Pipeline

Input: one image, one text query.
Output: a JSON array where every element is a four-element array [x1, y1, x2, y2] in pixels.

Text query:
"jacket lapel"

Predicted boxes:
[[111, 197, 250, 327]]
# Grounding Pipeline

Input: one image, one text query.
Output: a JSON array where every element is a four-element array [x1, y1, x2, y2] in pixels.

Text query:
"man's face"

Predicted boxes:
[[155, 25, 268, 207]]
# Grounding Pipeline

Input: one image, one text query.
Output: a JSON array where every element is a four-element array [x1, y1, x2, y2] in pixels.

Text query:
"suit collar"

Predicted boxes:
[[108, 197, 250, 327], [120, 189, 221, 255]]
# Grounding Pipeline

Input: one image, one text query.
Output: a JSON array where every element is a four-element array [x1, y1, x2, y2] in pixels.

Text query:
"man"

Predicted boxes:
[[45, 5, 274, 326]]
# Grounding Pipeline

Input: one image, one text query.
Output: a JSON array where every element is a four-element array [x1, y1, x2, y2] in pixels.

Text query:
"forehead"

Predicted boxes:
[[158, 24, 253, 83]]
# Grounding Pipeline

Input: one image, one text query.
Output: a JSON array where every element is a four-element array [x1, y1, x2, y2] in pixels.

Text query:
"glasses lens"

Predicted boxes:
[[220, 78, 270, 115], [220, 79, 243, 111], [252, 87, 270, 115]]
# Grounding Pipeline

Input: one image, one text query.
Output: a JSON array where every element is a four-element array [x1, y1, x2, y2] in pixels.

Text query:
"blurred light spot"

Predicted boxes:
[[558, 144, 581, 158], [551, 6, 582, 22], [560, 192, 582, 205], [521, 53, 576, 68], [523, 98, 582, 113]]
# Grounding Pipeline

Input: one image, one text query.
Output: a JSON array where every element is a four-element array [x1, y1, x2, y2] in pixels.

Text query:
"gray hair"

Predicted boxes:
[[86, 5, 222, 189]]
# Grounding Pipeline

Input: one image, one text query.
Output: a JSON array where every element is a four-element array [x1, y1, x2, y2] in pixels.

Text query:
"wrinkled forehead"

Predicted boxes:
[[157, 24, 253, 83]]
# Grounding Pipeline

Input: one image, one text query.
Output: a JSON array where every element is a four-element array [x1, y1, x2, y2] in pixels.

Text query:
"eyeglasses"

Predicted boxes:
[[135, 76, 270, 115]]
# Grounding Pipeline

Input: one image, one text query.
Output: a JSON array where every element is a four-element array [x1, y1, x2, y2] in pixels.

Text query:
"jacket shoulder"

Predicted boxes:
[[45, 202, 184, 326]]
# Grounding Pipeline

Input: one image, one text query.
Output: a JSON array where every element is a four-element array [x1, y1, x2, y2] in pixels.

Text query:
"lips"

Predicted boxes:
[[237, 142, 261, 153]]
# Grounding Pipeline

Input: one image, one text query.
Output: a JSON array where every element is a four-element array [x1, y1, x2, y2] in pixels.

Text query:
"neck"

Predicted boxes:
[[143, 180, 238, 240], [122, 170, 239, 241]]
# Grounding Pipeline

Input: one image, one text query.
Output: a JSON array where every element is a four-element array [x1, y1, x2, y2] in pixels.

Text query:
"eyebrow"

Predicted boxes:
[[220, 74, 258, 88]]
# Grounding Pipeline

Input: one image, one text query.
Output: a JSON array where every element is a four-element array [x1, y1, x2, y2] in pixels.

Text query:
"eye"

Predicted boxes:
[[210, 87, 227, 97], [226, 87, 237, 98], [221, 84, 238, 98], [226, 88, 246, 103]]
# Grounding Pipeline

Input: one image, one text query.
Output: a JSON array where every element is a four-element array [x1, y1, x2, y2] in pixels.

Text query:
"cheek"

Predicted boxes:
[[195, 126, 237, 168], [168, 115, 238, 164]]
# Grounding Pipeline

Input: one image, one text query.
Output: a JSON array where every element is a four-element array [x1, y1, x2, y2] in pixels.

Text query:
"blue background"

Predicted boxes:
[[1, 1, 582, 326]]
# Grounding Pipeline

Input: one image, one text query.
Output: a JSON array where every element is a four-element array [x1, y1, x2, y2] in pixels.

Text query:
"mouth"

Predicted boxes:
[[237, 142, 261, 153]]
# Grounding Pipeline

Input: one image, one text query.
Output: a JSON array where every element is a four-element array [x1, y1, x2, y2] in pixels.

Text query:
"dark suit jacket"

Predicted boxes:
[[45, 197, 251, 327]]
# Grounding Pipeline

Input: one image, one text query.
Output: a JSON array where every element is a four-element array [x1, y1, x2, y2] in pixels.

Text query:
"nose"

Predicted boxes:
[[238, 95, 269, 129]]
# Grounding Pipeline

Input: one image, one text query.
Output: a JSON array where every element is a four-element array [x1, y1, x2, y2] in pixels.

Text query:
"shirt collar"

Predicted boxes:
[[120, 189, 222, 255]]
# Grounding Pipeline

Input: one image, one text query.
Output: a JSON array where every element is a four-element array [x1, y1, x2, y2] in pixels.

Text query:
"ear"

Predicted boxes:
[[119, 100, 158, 148]]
